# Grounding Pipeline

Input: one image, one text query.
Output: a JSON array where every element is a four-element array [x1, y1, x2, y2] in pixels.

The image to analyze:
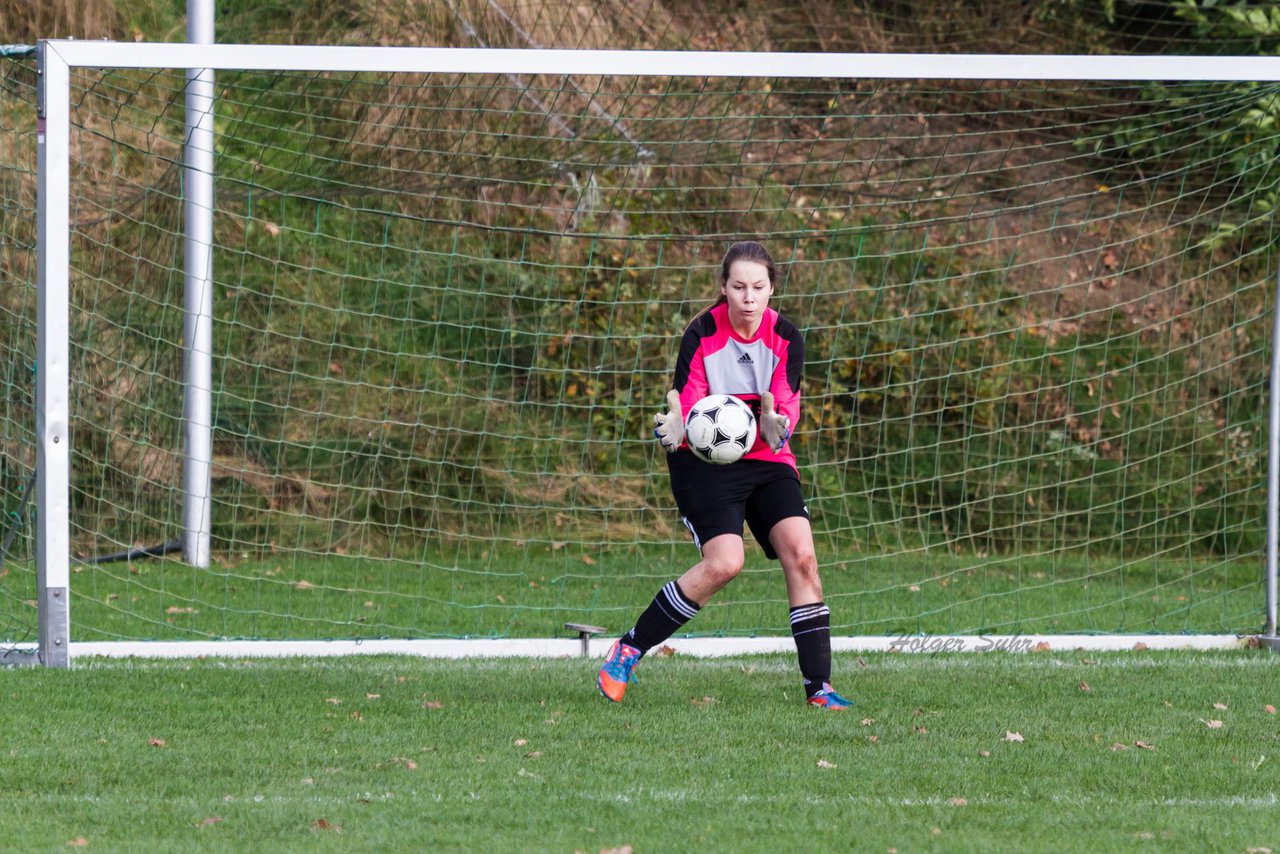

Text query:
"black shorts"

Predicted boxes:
[[666, 450, 809, 560]]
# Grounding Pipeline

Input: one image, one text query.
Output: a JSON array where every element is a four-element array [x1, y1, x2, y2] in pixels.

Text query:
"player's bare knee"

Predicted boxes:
[[788, 551, 820, 585], [703, 556, 744, 587]]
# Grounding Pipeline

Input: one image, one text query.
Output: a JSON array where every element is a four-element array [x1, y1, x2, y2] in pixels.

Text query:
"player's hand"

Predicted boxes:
[[759, 392, 791, 453], [653, 389, 684, 453]]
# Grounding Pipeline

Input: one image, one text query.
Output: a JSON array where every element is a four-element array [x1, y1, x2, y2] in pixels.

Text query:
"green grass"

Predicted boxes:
[[1, 651, 1278, 852], [0, 546, 1266, 646]]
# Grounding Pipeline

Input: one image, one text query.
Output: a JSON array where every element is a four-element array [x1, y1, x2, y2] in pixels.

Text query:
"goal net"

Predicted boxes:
[[0, 51, 38, 663], [19, 42, 1279, 659]]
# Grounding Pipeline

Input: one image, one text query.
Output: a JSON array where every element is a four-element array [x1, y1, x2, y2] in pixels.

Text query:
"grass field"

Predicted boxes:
[[2, 650, 1278, 852], [0, 547, 1266, 648]]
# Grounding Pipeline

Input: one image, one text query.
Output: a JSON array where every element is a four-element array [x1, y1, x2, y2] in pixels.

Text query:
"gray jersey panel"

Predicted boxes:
[[701, 339, 776, 396]]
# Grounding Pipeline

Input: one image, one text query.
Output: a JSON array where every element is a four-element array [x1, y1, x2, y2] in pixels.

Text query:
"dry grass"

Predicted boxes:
[[0, 0, 123, 42]]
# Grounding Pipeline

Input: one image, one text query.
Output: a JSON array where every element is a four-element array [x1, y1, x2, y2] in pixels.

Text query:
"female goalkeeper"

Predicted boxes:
[[596, 240, 851, 709]]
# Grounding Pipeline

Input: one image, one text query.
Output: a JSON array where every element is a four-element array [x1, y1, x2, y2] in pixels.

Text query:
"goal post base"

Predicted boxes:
[[1254, 635, 1280, 652], [0, 647, 41, 667]]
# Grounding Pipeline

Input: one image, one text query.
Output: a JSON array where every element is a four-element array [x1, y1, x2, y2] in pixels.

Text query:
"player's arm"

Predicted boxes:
[[761, 322, 804, 453], [655, 323, 710, 452]]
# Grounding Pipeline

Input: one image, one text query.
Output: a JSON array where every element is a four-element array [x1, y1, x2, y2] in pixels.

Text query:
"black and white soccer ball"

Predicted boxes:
[[684, 393, 758, 465]]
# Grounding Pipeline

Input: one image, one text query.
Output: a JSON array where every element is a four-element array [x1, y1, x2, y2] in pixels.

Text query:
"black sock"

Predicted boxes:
[[790, 602, 832, 696], [622, 581, 700, 653]]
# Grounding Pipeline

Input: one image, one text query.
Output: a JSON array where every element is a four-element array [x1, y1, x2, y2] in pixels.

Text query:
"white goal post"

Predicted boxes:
[[29, 39, 1280, 666]]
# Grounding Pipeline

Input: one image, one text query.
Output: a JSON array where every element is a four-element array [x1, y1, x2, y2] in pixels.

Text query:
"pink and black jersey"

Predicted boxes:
[[672, 302, 804, 471]]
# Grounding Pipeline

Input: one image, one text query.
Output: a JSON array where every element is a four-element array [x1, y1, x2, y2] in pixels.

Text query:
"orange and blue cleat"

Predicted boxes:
[[597, 640, 643, 702], [807, 682, 854, 710]]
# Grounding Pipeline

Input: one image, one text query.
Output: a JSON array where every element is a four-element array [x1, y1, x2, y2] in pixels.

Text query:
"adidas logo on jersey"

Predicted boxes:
[[737, 352, 754, 365]]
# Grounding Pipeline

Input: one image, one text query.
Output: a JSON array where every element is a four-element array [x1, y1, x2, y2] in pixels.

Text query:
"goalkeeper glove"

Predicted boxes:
[[653, 389, 684, 452], [759, 392, 792, 453]]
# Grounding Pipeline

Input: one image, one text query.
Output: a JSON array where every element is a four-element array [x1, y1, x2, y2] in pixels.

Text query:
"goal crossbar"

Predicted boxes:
[[39, 40, 1280, 80]]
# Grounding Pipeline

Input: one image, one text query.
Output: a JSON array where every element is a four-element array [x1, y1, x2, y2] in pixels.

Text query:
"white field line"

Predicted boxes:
[[1, 633, 1260, 662], [33, 790, 1280, 810], [580, 791, 1280, 809]]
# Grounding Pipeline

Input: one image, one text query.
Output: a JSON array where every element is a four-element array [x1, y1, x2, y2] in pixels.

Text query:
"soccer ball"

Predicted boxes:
[[684, 394, 757, 464]]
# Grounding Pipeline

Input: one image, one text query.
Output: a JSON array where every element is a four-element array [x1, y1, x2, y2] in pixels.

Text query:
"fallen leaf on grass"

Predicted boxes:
[[165, 606, 197, 614], [324, 697, 342, 705], [948, 797, 968, 806], [860, 718, 875, 726], [1003, 731, 1024, 743], [67, 839, 88, 847], [691, 696, 716, 707], [514, 738, 528, 747], [1202, 719, 1224, 729], [295, 580, 314, 590], [149, 738, 166, 748], [867, 735, 879, 743], [978, 750, 991, 757], [198, 817, 222, 827], [524, 751, 542, 759], [1135, 741, 1155, 750], [816, 758, 837, 769], [1078, 681, 1091, 692], [1213, 702, 1227, 710], [654, 645, 677, 657], [423, 700, 444, 710], [311, 818, 339, 832], [1245, 847, 1273, 853], [1109, 743, 1129, 751], [366, 693, 381, 700], [1266, 705, 1277, 715]]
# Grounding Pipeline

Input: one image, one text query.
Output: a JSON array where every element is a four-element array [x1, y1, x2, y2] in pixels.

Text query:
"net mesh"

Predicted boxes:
[[0, 53, 37, 655], [11, 46, 1278, 643]]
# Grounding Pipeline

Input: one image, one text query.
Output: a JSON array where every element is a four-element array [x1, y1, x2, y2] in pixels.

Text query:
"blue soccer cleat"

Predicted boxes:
[[807, 682, 854, 710], [597, 640, 643, 702]]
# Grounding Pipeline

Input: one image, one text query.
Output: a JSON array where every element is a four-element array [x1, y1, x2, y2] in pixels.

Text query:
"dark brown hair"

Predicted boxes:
[[705, 241, 778, 312]]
